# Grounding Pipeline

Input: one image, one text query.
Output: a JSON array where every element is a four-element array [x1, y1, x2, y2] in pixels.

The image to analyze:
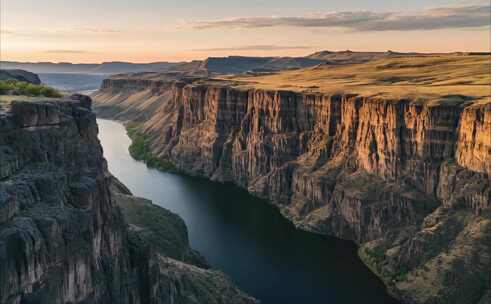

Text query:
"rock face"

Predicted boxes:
[[0, 95, 256, 304], [93, 77, 491, 304], [0, 69, 41, 84]]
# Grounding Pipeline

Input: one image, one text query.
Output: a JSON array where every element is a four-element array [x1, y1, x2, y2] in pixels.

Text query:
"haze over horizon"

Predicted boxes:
[[1, 0, 490, 63]]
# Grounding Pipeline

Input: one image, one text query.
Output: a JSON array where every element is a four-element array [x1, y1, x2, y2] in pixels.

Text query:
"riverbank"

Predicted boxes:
[[97, 118, 400, 304]]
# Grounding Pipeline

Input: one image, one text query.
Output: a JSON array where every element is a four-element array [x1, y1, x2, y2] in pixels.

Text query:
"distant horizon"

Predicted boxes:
[[1, 49, 490, 65], [1, 0, 490, 63]]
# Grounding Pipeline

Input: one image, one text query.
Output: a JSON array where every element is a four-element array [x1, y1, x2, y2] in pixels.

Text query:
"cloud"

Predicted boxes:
[[43, 50, 89, 54], [193, 45, 313, 52], [72, 27, 122, 33], [182, 4, 490, 31]]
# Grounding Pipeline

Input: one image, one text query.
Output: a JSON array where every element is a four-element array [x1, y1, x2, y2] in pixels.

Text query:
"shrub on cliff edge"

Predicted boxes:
[[0, 80, 61, 98]]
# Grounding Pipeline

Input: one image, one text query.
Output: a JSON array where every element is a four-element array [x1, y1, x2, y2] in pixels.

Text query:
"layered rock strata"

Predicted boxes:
[[0, 95, 256, 304], [92, 77, 491, 304]]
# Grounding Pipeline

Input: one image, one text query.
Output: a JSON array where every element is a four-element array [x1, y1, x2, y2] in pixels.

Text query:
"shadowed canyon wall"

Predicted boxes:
[[0, 95, 257, 304]]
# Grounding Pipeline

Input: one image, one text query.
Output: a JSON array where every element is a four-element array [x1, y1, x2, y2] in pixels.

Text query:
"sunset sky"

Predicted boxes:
[[1, 0, 490, 63]]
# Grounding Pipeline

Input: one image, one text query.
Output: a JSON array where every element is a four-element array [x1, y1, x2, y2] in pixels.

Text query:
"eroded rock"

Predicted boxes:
[[0, 95, 257, 304]]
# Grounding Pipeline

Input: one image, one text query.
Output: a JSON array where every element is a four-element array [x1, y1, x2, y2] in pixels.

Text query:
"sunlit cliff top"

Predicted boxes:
[[224, 54, 491, 105]]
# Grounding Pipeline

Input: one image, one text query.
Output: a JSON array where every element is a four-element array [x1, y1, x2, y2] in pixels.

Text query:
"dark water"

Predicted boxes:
[[38, 73, 107, 93], [97, 119, 398, 304]]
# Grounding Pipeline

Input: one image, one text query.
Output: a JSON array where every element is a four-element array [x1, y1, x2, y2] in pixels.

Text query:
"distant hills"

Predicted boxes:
[[0, 61, 177, 74], [306, 50, 407, 64], [0, 56, 324, 75], [2, 51, 471, 76], [193, 56, 323, 74]]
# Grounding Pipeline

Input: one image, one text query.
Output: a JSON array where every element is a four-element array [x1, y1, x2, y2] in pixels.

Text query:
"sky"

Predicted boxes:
[[0, 0, 490, 63]]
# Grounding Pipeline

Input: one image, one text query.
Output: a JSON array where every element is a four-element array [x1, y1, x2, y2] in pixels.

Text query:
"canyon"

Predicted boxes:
[[0, 94, 257, 303], [92, 54, 491, 304]]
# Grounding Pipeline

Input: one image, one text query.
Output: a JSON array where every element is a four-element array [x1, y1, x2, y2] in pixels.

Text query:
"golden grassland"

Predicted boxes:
[[225, 54, 491, 105]]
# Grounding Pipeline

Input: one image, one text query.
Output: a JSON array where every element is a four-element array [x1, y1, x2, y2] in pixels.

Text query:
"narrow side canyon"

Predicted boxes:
[[93, 75, 491, 304]]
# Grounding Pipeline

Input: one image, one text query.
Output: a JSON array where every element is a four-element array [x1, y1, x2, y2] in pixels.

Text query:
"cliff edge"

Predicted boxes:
[[0, 95, 256, 303]]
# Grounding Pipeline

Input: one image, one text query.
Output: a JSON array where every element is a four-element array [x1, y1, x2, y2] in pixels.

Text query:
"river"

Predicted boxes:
[[97, 118, 398, 304]]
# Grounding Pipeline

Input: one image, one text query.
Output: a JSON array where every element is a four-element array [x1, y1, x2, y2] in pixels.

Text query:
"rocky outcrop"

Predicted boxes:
[[0, 95, 256, 304], [0, 69, 41, 84], [92, 76, 491, 304], [455, 105, 491, 175]]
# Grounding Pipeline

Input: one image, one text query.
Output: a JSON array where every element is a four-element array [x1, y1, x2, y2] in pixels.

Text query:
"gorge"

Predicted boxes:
[[92, 54, 491, 304], [1, 53, 489, 304], [97, 118, 398, 304], [2, 0, 490, 302]]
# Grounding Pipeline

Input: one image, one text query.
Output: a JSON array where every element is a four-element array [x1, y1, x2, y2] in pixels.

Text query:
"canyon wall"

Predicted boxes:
[[0, 95, 256, 304], [93, 79, 491, 304]]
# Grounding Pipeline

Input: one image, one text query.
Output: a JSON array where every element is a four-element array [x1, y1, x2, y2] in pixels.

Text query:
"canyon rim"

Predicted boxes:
[[1, 0, 491, 303]]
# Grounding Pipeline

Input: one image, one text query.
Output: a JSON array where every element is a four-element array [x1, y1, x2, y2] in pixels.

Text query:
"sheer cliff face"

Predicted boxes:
[[93, 79, 491, 304], [0, 96, 256, 304], [0, 96, 121, 303]]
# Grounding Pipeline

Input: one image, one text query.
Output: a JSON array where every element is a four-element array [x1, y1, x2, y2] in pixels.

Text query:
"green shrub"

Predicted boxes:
[[359, 247, 410, 283], [0, 80, 61, 98], [0, 81, 16, 94], [127, 126, 178, 172], [40, 86, 62, 98]]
